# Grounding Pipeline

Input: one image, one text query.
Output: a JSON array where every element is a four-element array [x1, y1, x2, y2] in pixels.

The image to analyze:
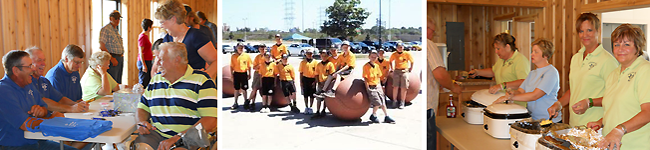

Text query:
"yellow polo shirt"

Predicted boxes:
[[328, 52, 339, 66], [376, 58, 391, 81], [259, 62, 277, 77], [337, 52, 356, 69], [276, 63, 295, 81], [230, 53, 252, 73], [299, 59, 318, 78], [271, 44, 287, 60], [602, 56, 650, 150], [363, 62, 382, 86], [389, 51, 414, 70], [492, 50, 530, 106], [252, 54, 265, 73], [316, 61, 336, 82], [568, 44, 619, 126]]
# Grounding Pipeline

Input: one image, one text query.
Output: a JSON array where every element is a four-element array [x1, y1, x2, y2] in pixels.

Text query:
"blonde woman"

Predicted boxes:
[[80, 51, 124, 101]]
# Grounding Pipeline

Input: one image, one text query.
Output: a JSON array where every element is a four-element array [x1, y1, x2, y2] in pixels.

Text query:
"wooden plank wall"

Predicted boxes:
[[0, 0, 92, 76]]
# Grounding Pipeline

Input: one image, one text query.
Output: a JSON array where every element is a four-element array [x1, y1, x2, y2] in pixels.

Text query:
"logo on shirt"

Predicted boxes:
[[28, 89, 33, 97], [588, 62, 597, 70], [72, 76, 78, 83], [628, 72, 636, 82], [42, 83, 47, 91]]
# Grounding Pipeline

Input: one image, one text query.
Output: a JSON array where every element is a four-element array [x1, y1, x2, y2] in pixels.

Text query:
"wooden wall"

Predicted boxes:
[[0, 0, 92, 76]]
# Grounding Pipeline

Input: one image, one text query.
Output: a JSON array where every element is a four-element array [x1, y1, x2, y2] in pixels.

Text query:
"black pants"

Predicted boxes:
[[427, 109, 437, 150], [137, 60, 152, 88]]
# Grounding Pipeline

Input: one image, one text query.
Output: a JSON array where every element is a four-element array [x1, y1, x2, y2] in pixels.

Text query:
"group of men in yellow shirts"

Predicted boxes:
[[229, 35, 414, 123]]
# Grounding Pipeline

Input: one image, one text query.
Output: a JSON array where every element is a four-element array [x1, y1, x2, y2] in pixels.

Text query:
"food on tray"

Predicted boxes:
[[558, 128, 603, 150]]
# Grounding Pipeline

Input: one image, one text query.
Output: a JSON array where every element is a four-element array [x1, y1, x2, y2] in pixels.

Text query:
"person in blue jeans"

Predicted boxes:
[[0, 50, 76, 150], [427, 16, 462, 150]]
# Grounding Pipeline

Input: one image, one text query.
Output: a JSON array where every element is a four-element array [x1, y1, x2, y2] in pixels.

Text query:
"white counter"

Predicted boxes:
[[436, 117, 511, 150]]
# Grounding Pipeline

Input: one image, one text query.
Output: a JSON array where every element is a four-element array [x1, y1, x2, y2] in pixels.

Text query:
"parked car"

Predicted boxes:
[[244, 45, 258, 53], [350, 42, 363, 53], [354, 42, 375, 53], [361, 41, 379, 50], [222, 44, 234, 54], [309, 38, 343, 51], [403, 42, 414, 51], [382, 42, 396, 52], [288, 43, 318, 56], [410, 41, 422, 51]]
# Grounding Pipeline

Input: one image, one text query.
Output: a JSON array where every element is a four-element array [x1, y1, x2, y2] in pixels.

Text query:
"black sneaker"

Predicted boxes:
[[311, 113, 323, 119], [384, 116, 395, 124], [243, 99, 250, 109], [369, 114, 379, 123], [313, 90, 323, 98], [291, 106, 300, 113], [248, 102, 256, 112], [231, 103, 239, 110]]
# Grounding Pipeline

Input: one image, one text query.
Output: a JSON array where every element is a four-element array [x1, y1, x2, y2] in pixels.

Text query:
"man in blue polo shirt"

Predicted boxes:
[[27, 46, 88, 113], [0, 50, 75, 150], [45, 44, 85, 101]]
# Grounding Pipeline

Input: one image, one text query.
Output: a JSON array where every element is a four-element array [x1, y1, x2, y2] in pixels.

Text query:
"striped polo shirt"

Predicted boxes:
[[138, 65, 217, 138]]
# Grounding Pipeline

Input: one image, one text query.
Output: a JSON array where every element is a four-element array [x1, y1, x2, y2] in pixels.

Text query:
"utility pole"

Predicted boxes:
[[379, 0, 382, 46], [243, 18, 248, 41]]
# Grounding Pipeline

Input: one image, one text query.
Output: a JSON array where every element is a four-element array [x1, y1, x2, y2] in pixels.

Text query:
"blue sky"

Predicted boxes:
[[222, 0, 422, 31]]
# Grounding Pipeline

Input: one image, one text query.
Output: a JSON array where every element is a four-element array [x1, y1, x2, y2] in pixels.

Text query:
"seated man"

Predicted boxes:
[[26, 46, 89, 113], [81, 51, 123, 102], [45, 44, 86, 101], [135, 42, 217, 150], [0, 50, 75, 150]]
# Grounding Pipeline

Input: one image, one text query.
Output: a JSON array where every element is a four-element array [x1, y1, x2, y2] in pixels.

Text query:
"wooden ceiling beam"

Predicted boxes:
[[427, 0, 547, 8], [582, 0, 650, 13]]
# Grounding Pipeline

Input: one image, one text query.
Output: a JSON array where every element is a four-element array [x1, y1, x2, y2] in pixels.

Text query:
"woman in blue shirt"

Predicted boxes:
[[493, 39, 562, 123]]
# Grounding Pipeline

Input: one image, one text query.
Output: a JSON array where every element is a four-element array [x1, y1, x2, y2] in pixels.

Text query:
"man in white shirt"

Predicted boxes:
[[427, 16, 462, 149]]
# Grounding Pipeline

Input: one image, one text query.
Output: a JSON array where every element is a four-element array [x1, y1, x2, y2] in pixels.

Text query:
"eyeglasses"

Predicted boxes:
[[16, 64, 34, 69], [73, 60, 85, 65]]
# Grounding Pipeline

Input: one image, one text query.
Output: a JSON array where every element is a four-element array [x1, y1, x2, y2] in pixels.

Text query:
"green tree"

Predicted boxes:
[[320, 0, 370, 40], [229, 32, 234, 40], [365, 34, 370, 41]]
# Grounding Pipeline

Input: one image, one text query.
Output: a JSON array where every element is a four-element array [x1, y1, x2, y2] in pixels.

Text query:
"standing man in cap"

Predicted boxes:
[[248, 44, 267, 111], [312, 49, 336, 119], [271, 34, 288, 62], [277, 54, 300, 113], [376, 49, 392, 100], [99, 10, 125, 84], [230, 43, 253, 110], [299, 49, 318, 114], [259, 51, 277, 113], [389, 43, 414, 109], [364, 50, 395, 123]]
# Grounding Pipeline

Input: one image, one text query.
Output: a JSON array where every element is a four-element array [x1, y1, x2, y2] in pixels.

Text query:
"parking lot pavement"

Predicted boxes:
[[221, 51, 426, 150]]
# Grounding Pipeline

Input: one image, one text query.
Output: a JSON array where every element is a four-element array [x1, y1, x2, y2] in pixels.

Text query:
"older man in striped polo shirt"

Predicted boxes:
[[135, 42, 217, 150]]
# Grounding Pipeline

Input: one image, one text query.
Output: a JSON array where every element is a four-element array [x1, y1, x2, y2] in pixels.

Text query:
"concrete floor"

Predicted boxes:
[[220, 51, 426, 150]]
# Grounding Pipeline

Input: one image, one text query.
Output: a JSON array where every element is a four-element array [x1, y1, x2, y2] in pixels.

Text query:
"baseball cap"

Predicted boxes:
[[281, 54, 289, 59], [275, 34, 281, 37], [110, 10, 122, 18], [341, 41, 350, 46], [305, 49, 313, 54], [370, 50, 378, 54]]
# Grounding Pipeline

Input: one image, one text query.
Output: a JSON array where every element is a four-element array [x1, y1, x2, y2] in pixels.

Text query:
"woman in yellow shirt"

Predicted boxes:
[[469, 33, 530, 106], [587, 24, 650, 150], [547, 13, 618, 126]]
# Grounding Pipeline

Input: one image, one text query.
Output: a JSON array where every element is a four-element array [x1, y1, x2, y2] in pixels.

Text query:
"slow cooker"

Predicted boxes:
[[482, 103, 530, 139], [510, 120, 571, 150], [463, 89, 505, 124]]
